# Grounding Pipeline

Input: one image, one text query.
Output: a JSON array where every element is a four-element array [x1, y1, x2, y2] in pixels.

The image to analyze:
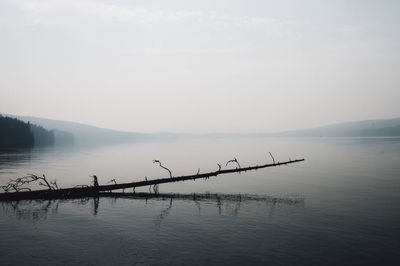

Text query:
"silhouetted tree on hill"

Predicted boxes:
[[0, 115, 34, 148], [30, 124, 55, 146], [0, 115, 56, 148]]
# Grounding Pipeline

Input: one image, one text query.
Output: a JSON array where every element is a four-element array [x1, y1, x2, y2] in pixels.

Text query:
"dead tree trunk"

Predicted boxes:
[[0, 158, 305, 201]]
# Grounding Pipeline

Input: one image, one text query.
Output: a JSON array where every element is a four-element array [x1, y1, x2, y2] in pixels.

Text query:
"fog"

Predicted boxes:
[[1, 0, 399, 133]]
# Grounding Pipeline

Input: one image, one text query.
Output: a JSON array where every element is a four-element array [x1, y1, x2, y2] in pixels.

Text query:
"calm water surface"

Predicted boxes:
[[0, 137, 399, 265]]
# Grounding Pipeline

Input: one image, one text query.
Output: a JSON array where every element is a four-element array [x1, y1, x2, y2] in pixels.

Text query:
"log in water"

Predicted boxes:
[[0, 158, 305, 201]]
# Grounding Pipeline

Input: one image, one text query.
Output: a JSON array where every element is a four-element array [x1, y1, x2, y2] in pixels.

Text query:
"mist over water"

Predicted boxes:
[[1, 137, 400, 265], [2, 1, 400, 264]]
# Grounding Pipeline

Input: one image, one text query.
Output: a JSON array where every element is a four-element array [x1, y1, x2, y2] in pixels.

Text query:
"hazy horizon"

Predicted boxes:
[[1, 0, 399, 133], [2, 112, 399, 138]]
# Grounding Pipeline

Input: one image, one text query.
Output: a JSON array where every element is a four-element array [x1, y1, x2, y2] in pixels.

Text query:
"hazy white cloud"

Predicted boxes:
[[6, 0, 294, 34], [123, 47, 249, 56], [7, 0, 165, 25]]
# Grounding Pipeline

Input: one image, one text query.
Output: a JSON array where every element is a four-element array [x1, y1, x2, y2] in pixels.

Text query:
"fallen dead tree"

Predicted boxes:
[[0, 155, 305, 201]]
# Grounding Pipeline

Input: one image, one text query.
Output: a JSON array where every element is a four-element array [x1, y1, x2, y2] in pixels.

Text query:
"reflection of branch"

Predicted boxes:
[[1, 199, 59, 221], [155, 198, 173, 227], [153, 160, 173, 178], [93, 197, 99, 216], [99, 192, 305, 206], [226, 158, 241, 168], [0, 192, 304, 221], [195, 200, 201, 214], [152, 184, 159, 194], [217, 196, 222, 215]]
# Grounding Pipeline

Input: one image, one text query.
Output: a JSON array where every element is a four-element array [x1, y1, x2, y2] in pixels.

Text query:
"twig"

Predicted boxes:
[[1, 174, 58, 192], [50, 180, 59, 190], [153, 160, 173, 178], [39, 174, 53, 190], [226, 158, 241, 168], [269, 152, 275, 164]]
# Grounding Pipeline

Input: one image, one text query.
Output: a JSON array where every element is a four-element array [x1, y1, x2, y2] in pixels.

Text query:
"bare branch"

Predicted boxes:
[[226, 157, 241, 168], [217, 163, 222, 171], [153, 160, 173, 178], [41, 174, 53, 190], [269, 152, 276, 164], [109, 179, 117, 185], [1, 174, 58, 192], [50, 180, 59, 190]]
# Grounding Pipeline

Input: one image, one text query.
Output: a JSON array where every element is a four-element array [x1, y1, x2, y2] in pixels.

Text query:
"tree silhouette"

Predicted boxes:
[[0, 115, 55, 148]]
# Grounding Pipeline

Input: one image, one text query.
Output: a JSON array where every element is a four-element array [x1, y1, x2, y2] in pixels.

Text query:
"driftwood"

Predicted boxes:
[[0, 156, 305, 201]]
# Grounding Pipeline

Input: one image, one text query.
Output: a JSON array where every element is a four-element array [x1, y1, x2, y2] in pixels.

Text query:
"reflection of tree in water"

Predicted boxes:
[[69, 197, 99, 216], [148, 193, 304, 226], [194, 200, 201, 215], [1, 193, 304, 222], [1, 199, 59, 221], [1, 197, 101, 221], [155, 198, 173, 227], [0, 149, 32, 164], [223, 199, 241, 217], [0, 149, 32, 178]]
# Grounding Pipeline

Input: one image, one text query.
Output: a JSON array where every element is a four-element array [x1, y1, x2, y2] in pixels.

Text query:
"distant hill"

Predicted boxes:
[[360, 124, 400, 137], [3, 114, 399, 144], [271, 118, 400, 137], [10, 115, 152, 145]]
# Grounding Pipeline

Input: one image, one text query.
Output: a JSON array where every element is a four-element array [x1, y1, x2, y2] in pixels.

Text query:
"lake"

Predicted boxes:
[[0, 137, 399, 265]]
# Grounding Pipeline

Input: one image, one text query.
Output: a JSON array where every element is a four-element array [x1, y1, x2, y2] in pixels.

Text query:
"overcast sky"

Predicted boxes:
[[1, 0, 399, 133]]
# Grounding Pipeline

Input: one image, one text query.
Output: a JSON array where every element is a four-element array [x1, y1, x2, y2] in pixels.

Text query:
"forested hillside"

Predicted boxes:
[[0, 115, 34, 148], [0, 115, 55, 148]]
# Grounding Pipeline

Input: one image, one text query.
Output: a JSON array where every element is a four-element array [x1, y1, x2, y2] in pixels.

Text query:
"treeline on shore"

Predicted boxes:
[[0, 115, 73, 148]]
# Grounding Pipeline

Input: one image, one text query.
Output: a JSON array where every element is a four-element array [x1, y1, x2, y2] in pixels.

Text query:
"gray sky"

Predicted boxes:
[[1, 0, 399, 133]]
